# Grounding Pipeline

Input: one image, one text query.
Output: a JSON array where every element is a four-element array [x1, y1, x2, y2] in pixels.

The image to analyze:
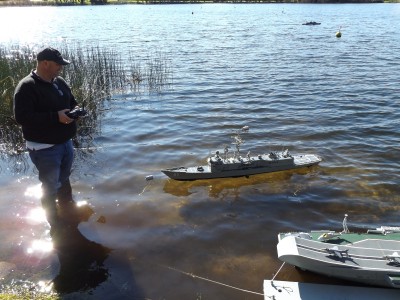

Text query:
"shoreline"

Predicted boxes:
[[0, 0, 397, 7]]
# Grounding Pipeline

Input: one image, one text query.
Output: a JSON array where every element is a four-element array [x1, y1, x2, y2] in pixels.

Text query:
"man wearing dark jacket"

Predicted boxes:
[[14, 47, 79, 226]]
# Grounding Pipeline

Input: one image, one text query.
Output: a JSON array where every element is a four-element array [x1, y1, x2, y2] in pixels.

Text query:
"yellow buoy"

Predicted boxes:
[[336, 26, 342, 38]]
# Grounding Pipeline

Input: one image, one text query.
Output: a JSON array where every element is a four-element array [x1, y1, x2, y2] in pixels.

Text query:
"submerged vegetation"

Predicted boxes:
[[0, 44, 172, 169]]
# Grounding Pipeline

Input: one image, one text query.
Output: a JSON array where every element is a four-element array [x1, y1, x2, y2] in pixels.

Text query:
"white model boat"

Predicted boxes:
[[263, 280, 400, 300], [162, 126, 322, 181], [277, 215, 400, 289]]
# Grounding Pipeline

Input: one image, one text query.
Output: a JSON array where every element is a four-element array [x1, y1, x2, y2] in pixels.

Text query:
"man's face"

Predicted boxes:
[[45, 60, 63, 78]]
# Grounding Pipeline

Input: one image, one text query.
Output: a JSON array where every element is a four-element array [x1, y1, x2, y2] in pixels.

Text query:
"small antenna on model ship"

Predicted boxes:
[[223, 145, 230, 161]]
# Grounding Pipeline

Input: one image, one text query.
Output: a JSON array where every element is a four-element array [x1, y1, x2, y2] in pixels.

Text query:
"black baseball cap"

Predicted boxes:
[[37, 47, 70, 65]]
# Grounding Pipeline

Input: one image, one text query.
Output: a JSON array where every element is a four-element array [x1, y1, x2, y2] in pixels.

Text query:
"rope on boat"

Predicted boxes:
[[264, 262, 295, 299], [160, 264, 264, 297], [271, 261, 285, 282]]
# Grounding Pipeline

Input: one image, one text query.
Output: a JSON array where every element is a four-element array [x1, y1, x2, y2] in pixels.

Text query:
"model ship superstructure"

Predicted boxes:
[[162, 126, 321, 181]]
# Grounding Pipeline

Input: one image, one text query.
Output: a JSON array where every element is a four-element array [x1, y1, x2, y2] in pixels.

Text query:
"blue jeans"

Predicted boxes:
[[28, 140, 74, 222]]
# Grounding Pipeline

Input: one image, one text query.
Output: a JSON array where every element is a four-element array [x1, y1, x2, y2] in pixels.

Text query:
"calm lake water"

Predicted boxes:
[[1, 3, 400, 299]]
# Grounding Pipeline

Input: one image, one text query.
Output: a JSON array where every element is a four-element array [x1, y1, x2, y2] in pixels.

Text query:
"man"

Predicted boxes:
[[14, 47, 81, 226]]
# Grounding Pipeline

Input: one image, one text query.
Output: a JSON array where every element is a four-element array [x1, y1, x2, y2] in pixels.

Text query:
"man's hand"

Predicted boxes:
[[58, 109, 73, 124]]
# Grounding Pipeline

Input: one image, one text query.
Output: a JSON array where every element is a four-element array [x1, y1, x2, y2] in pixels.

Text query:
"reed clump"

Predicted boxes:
[[0, 46, 34, 156], [0, 44, 172, 168]]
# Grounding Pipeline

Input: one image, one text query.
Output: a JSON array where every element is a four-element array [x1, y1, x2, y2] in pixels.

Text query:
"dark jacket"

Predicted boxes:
[[13, 71, 78, 144]]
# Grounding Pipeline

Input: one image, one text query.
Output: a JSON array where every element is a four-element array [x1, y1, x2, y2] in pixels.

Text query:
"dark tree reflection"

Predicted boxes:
[[51, 204, 111, 294]]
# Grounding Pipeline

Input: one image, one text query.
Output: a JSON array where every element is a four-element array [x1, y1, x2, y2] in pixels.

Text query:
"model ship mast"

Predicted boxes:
[[228, 125, 249, 160]]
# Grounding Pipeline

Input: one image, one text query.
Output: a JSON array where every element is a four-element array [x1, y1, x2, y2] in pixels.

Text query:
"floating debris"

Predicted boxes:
[[302, 21, 321, 25]]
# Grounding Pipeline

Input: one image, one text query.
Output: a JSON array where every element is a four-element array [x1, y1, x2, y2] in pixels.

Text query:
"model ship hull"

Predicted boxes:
[[277, 228, 400, 289], [162, 153, 321, 181]]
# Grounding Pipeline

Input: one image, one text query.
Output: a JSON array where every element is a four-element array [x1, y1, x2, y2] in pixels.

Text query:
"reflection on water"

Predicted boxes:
[[0, 184, 113, 297], [163, 166, 320, 198], [19, 196, 114, 295], [52, 228, 110, 293], [26, 207, 46, 224], [27, 239, 53, 255], [0, 152, 31, 176]]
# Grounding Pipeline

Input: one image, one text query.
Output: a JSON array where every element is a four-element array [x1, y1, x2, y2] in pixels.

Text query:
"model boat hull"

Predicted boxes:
[[277, 230, 400, 289], [264, 280, 400, 300], [162, 153, 321, 181]]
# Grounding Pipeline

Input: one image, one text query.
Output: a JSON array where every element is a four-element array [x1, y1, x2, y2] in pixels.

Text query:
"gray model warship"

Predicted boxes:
[[161, 126, 322, 181]]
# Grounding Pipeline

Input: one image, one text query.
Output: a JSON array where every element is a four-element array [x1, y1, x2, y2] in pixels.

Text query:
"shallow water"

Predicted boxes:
[[1, 3, 400, 299]]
